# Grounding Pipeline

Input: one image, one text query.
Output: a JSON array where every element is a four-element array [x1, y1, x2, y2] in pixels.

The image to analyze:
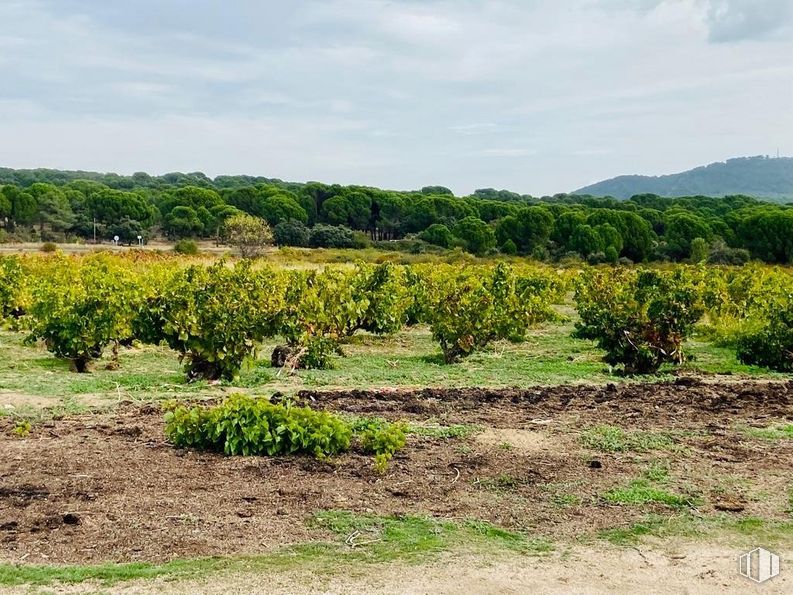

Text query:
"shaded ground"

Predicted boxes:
[[1, 380, 792, 568]]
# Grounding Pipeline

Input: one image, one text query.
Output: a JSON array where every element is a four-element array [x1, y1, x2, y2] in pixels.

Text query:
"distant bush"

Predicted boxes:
[[419, 223, 454, 248], [587, 251, 606, 265], [223, 213, 273, 258], [309, 224, 356, 248], [373, 238, 447, 255], [173, 239, 199, 255], [500, 239, 517, 255], [351, 230, 371, 249], [40, 242, 57, 253], [707, 241, 751, 265], [689, 237, 708, 263], [40, 231, 66, 243], [273, 218, 310, 247]]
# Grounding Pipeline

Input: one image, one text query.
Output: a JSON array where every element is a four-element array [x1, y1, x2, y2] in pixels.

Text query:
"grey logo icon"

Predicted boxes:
[[738, 547, 780, 583]]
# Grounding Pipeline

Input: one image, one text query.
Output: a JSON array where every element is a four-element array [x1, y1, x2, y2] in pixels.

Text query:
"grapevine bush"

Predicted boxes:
[[273, 264, 410, 369], [735, 302, 793, 371], [26, 255, 142, 372], [347, 263, 412, 336], [0, 256, 27, 321], [425, 263, 559, 363], [274, 268, 366, 369], [574, 268, 704, 374], [696, 265, 793, 346], [138, 261, 285, 380]]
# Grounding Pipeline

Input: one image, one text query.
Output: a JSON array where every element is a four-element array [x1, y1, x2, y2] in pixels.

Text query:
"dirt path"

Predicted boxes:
[[19, 544, 789, 594]]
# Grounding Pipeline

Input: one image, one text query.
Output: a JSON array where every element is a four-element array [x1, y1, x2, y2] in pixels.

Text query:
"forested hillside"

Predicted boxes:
[[2, 166, 793, 264], [575, 156, 793, 201]]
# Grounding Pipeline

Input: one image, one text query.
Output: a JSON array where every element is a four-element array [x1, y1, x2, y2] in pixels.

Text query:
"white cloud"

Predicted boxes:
[[450, 123, 500, 135], [478, 148, 536, 158], [0, 0, 791, 195], [703, 0, 793, 42]]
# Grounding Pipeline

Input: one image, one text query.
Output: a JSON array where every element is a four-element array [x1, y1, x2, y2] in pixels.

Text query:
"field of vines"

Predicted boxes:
[[3, 251, 793, 591], [2, 251, 793, 379]]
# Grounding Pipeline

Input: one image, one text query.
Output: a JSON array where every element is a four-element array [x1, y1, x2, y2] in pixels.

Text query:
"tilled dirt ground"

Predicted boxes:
[[1, 379, 792, 565]]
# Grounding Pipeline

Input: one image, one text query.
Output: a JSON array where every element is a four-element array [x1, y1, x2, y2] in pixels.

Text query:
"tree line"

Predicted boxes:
[[1, 167, 792, 263]]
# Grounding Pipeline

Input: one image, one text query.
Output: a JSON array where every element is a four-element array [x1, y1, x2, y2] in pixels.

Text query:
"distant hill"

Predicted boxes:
[[574, 156, 793, 202]]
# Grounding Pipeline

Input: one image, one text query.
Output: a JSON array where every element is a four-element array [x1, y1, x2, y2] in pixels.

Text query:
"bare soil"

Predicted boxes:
[[1, 379, 792, 566], [86, 545, 793, 595], [0, 392, 55, 411]]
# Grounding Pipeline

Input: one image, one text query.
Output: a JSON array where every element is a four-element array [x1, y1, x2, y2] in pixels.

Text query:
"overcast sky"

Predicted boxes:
[[0, 0, 791, 195]]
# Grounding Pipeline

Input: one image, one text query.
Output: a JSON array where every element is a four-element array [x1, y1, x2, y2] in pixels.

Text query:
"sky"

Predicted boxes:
[[0, 0, 791, 196]]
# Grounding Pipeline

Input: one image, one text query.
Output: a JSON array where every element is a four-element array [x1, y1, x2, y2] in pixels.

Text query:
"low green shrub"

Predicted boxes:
[[40, 242, 57, 253], [164, 395, 407, 470], [164, 394, 352, 457], [173, 239, 199, 255], [309, 224, 356, 248], [349, 417, 408, 473]]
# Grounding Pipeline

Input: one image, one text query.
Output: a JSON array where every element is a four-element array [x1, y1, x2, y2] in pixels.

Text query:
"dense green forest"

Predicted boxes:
[[575, 156, 793, 201], [1, 166, 793, 264]]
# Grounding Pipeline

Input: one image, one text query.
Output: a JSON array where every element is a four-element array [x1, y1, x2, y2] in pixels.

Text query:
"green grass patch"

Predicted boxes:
[[551, 493, 582, 508], [680, 338, 787, 377], [741, 424, 793, 440], [475, 474, 532, 492], [0, 544, 347, 588], [343, 415, 480, 441], [642, 461, 671, 483], [406, 422, 481, 439], [603, 479, 697, 508], [541, 480, 585, 508], [599, 513, 793, 546], [599, 516, 667, 545], [311, 511, 551, 559], [580, 425, 678, 453], [0, 557, 230, 588]]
